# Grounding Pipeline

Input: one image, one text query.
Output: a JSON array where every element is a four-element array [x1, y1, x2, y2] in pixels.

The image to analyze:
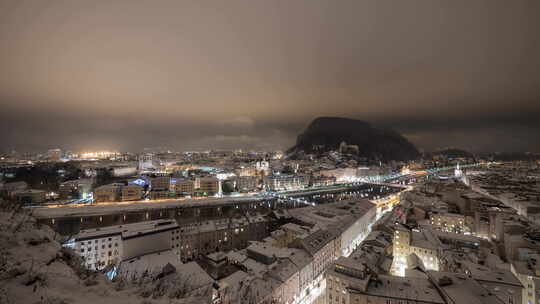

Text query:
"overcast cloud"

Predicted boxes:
[[1, 0, 539, 152]]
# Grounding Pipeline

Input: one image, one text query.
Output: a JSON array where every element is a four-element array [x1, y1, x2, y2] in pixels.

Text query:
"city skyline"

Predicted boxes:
[[1, 0, 540, 153], [2, 2, 540, 303]]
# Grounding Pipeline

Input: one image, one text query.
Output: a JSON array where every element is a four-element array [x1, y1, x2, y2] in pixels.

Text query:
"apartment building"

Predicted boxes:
[[121, 184, 143, 201], [150, 176, 171, 191], [311, 175, 336, 187], [93, 184, 122, 202], [235, 176, 258, 192], [68, 219, 181, 271], [195, 177, 220, 196], [299, 228, 339, 279], [173, 178, 194, 195], [12, 189, 47, 204], [177, 215, 270, 262], [326, 260, 446, 304], [59, 179, 93, 199], [430, 212, 470, 234], [288, 199, 377, 257], [392, 225, 442, 275], [263, 174, 309, 191]]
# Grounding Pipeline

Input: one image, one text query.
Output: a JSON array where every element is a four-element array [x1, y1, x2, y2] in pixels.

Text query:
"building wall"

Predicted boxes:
[[123, 230, 172, 260], [281, 271, 300, 304], [392, 229, 411, 275], [14, 190, 46, 204], [151, 177, 171, 191], [175, 180, 194, 195], [177, 218, 269, 262], [195, 177, 220, 195], [340, 207, 377, 256], [430, 213, 468, 233], [327, 274, 352, 304], [264, 175, 309, 191], [313, 241, 335, 278], [149, 190, 169, 200], [511, 264, 537, 304], [75, 235, 123, 271], [298, 262, 313, 297], [236, 176, 258, 192], [121, 185, 142, 201], [392, 229, 440, 275], [94, 186, 121, 202]]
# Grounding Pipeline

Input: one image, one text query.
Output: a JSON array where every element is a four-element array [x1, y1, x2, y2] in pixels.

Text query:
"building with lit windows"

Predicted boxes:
[[121, 184, 143, 201], [236, 167, 258, 177], [67, 219, 180, 271], [235, 176, 258, 192], [392, 225, 442, 276], [93, 184, 123, 202], [511, 255, 540, 304], [195, 177, 220, 196], [173, 178, 194, 195], [263, 174, 309, 191], [59, 179, 93, 199], [311, 175, 336, 187], [430, 212, 470, 234], [325, 259, 445, 304], [150, 176, 171, 191], [177, 215, 270, 262]]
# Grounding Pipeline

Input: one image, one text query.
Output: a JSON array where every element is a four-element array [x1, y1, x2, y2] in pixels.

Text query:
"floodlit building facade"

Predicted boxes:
[[263, 174, 309, 191], [392, 225, 442, 276]]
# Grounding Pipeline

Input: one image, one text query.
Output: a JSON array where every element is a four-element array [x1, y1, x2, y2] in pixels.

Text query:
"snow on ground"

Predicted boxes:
[[0, 210, 211, 304]]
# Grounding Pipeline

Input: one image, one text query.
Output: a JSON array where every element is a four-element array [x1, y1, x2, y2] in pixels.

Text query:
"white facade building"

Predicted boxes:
[[67, 219, 181, 271]]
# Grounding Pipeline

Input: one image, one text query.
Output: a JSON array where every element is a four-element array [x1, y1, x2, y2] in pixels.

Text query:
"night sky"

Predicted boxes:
[[1, 1, 539, 153]]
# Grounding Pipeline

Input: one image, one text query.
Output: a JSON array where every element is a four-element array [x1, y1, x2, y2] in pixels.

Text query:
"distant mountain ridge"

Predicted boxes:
[[289, 117, 420, 161]]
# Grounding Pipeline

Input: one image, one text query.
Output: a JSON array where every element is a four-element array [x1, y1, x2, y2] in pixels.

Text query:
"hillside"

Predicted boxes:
[[289, 117, 420, 161], [0, 207, 209, 304]]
